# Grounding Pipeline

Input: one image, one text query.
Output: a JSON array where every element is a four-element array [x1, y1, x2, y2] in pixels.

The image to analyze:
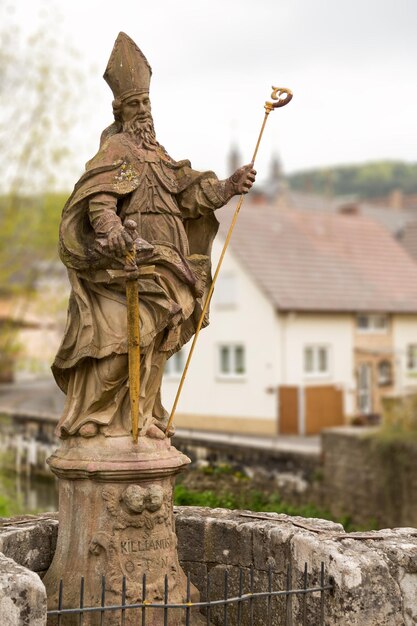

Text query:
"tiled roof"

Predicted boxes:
[[217, 200, 417, 313], [353, 203, 416, 235], [400, 221, 417, 263]]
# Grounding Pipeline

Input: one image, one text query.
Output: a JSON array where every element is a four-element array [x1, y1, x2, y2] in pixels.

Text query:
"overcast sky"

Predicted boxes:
[[6, 0, 417, 186]]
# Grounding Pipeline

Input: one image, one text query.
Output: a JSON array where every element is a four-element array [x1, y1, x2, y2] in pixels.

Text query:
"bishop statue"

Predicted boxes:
[[53, 32, 256, 441]]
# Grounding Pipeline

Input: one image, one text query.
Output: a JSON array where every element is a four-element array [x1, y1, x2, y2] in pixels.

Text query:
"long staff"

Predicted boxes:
[[165, 86, 293, 436]]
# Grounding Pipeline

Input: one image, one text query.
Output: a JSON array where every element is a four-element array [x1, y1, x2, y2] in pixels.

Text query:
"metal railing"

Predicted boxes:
[[47, 562, 334, 625]]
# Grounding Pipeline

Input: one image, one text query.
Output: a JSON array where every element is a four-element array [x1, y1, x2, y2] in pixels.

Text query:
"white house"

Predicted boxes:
[[162, 200, 417, 436]]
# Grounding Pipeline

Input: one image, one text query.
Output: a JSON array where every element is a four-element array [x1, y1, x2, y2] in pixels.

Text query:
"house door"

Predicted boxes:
[[305, 385, 344, 434], [358, 363, 372, 414], [278, 386, 299, 434]]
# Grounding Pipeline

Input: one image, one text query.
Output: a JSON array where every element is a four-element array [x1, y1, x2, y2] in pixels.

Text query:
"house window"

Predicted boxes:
[[304, 345, 330, 376], [356, 314, 388, 332], [378, 360, 393, 386], [164, 350, 185, 378], [214, 273, 237, 308], [407, 344, 417, 372], [218, 344, 245, 377]]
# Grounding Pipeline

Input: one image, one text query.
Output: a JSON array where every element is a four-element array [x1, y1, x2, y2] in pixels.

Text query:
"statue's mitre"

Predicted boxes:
[[103, 32, 152, 101]]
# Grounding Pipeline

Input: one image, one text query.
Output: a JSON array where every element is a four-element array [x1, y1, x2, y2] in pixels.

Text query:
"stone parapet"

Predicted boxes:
[[1, 508, 417, 625]]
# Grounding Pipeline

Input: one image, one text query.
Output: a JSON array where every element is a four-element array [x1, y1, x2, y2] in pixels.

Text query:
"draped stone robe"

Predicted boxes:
[[53, 132, 226, 437]]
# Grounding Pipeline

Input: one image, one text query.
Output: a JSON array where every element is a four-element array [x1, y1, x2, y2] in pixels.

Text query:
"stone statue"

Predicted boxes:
[[52, 32, 256, 442], [44, 32, 256, 624]]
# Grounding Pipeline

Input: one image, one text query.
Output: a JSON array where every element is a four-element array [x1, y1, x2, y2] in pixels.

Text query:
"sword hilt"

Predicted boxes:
[[124, 220, 138, 271]]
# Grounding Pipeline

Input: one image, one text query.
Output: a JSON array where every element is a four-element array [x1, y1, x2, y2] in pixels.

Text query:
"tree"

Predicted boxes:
[[288, 160, 417, 199], [0, 3, 85, 377]]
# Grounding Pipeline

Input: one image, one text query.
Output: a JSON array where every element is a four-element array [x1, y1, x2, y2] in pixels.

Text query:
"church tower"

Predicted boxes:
[[227, 143, 241, 176]]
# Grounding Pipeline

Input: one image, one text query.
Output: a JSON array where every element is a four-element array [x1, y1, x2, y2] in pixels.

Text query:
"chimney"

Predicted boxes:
[[389, 188, 404, 211], [339, 202, 360, 216]]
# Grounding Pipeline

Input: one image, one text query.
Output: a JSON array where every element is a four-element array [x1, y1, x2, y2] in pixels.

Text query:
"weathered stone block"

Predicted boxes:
[[203, 511, 254, 567], [0, 515, 58, 575], [291, 529, 406, 625], [180, 561, 208, 598], [0, 551, 46, 626], [175, 507, 208, 562], [251, 512, 343, 571]]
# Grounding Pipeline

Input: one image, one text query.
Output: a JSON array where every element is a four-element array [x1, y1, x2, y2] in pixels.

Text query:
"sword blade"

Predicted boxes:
[[126, 278, 141, 443]]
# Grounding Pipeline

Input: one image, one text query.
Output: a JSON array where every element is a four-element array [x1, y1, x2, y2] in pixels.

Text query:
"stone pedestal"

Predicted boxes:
[[43, 435, 204, 625]]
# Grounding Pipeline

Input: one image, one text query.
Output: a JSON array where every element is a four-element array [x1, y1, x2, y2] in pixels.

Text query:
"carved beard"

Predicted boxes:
[[123, 116, 159, 149]]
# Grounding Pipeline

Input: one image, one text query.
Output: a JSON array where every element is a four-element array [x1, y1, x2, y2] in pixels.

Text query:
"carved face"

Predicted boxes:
[[122, 485, 146, 513], [122, 93, 152, 124], [145, 485, 164, 512]]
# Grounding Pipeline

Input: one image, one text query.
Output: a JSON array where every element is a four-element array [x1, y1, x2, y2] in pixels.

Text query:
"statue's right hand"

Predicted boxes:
[[106, 224, 134, 257]]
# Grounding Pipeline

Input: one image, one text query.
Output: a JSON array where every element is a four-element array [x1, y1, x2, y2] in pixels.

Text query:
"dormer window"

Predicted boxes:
[[356, 314, 388, 332]]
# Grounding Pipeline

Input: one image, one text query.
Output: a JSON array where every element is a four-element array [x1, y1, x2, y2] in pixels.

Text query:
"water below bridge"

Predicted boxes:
[[0, 469, 58, 515]]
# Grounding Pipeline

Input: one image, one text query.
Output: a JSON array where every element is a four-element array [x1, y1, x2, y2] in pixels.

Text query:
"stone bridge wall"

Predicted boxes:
[[1, 508, 417, 625], [321, 427, 417, 528]]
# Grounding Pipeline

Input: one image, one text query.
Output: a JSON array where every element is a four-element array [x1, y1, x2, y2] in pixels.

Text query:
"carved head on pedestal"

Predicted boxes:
[[122, 485, 146, 513], [144, 484, 164, 512], [121, 484, 165, 515]]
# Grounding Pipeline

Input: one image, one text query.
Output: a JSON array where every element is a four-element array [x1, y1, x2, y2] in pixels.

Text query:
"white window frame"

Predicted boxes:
[[303, 345, 331, 379], [216, 344, 246, 380], [406, 344, 417, 373], [356, 313, 389, 333], [377, 359, 393, 386], [163, 350, 185, 380], [213, 272, 238, 310]]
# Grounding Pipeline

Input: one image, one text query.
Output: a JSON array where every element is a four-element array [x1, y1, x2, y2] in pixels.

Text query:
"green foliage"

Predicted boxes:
[[174, 480, 371, 532], [288, 160, 417, 199], [0, 191, 66, 377], [379, 394, 417, 440], [199, 463, 247, 479], [0, 493, 21, 518], [0, 495, 13, 517], [0, 192, 67, 292], [0, 3, 83, 292], [0, 468, 25, 517]]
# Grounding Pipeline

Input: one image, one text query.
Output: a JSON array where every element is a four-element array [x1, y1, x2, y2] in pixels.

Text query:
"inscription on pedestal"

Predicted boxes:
[[121, 536, 172, 553], [88, 483, 177, 600]]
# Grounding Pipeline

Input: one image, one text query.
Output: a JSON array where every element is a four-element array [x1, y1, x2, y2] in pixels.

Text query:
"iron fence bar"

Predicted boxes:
[[47, 584, 334, 616], [320, 562, 325, 626], [302, 563, 308, 626], [237, 567, 243, 626], [206, 569, 211, 626], [141, 574, 146, 626], [57, 578, 63, 626], [267, 565, 272, 626], [223, 570, 229, 626], [285, 564, 293, 626], [249, 565, 254, 626], [163, 574, 169, 626], [121, 576, 126, 626], [100, 575, 106, 626], [79, 577, 84, 626], [185, 572, 191, 626]]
